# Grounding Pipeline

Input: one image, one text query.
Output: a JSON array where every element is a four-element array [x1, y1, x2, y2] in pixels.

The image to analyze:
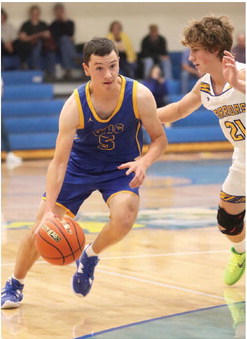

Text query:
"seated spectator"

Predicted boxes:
[[18, 5, 51, 71], [181, 48, 200, 94], [232, 32, 245, 63], [140, 24, 173, 80], [142, 65, 168, 107], [1, 8, 18, 58], [107, 21, 137, 78], [49, 3, 77, 80]]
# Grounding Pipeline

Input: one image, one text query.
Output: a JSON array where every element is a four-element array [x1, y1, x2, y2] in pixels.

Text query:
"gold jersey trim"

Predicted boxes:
[[200, 82, 210, 94], [132, 80, 140, 119], [85, 75, 126, 123], [73, 89, 84, 129], [106, 190, 139, 205], [135, 121, 142, 156], [220, 191, 246, 204]]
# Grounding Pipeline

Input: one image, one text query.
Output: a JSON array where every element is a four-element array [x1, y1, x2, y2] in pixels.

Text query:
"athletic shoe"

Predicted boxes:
[[1, 277, 24, 309], [72, 249, 99, 297], [224, 248, 245, 285]]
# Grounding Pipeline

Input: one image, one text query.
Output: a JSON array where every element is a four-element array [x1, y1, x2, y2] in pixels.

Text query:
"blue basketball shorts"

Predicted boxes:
[[42, 168, 139, 217]]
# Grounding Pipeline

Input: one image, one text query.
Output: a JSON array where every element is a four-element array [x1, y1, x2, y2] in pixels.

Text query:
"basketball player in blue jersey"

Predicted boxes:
[[158, 16, 245, 286], [1, 38, 167, 308]]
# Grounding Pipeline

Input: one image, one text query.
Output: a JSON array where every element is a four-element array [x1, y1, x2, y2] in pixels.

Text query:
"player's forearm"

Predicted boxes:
[[157, 102, 183, 123], [234, 79, 246, 94], [44, 160, 68, 212], [141, 132, 167, 168]]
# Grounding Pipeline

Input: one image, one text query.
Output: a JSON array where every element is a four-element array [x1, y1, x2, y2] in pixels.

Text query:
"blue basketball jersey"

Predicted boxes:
[[67, 75, 143, 174]]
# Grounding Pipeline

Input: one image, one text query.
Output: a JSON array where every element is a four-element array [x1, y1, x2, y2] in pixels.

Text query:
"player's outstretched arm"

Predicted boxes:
[[223, 50, 246, 94], [118, 83, 167, 188], [44, 94, 79, 215], [157, 80, 202, 123]]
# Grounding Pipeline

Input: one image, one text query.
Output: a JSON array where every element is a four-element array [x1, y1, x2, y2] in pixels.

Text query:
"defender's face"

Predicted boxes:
[[188, 45, 218, 74], [83, 51, 120, 87]]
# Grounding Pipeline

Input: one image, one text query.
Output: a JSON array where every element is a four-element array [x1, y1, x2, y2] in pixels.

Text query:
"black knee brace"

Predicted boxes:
[[217, 206, 245, 236]]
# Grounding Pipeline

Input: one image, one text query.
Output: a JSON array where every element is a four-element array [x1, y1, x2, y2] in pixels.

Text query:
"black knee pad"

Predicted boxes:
[[217, 206, 245, 236]]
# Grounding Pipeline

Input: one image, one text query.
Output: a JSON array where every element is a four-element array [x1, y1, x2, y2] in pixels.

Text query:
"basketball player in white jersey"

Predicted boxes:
[[158, 16, 245, 285]]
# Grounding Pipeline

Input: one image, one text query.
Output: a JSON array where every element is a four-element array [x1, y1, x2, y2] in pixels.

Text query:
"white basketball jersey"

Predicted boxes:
[[200, 62, 245, 150]]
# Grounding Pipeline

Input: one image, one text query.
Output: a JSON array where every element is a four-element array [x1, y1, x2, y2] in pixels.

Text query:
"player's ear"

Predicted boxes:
[[82, 63, 90, 76]]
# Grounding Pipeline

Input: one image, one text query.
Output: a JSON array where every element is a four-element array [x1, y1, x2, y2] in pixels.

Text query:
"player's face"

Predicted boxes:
[[188, 45, 218, 74], [83, 51, 120, 87]]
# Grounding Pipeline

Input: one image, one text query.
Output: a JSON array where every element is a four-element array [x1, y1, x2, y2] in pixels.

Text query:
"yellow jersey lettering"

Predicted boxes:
[[93, 123, 125, 151], [240, 103, 246, 113], [233, 104, 240, 114]]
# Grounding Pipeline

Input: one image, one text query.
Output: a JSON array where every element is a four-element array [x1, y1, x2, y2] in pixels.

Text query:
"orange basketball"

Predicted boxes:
[[35, 216, 85, 265]]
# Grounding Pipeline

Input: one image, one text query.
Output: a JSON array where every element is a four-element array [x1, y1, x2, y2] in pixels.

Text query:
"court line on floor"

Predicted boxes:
[[75, 303, 239, 339], [97, 265, 231, 302], [1, 249, 228, 266], [100, 249, 228, 260], [1, 249, 229, 266], [1, 258, 235, 302]]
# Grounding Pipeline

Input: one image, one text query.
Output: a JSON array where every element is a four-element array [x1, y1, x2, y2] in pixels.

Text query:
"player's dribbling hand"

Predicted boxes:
[[35, 210, 58, 235], [118, 159, 147, 188]]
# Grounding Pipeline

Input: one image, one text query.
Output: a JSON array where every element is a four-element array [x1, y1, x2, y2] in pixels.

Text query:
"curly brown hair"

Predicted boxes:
[[182, 16, 234, 60]]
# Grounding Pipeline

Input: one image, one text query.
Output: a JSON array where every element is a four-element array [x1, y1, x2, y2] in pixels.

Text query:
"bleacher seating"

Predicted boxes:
[[9, 133, 57, 150], [2, 56, 20, 71], [2, 84, 54, 101], [2, 100, 65, 117], [142, 106, 226, 144], [2, 70, 65, 150], [169, 51, 182, 80], [166, 79, 181, 95]]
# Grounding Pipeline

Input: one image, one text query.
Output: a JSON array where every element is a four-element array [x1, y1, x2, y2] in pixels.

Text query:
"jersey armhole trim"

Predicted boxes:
[[73, 89, 84, 129], [133, 80, 140, 119]]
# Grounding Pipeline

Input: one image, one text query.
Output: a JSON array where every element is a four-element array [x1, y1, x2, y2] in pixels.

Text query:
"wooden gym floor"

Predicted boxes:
[[1, 152, 245, 339]]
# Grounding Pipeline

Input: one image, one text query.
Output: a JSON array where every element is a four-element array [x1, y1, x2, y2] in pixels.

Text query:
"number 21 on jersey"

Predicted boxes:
[[225, 119, 246, 141]]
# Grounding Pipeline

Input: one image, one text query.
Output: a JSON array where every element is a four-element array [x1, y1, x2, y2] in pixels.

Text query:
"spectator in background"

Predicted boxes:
[[142, 64, 168, 107], [18, 5, 51, 70], [107, 21, 137, 78], [232, 32, 245, 63], [49, 3, 77, 80], [1, 8, 18, 58], [140, 24, 173, 80], [181, 48, 200, 94]]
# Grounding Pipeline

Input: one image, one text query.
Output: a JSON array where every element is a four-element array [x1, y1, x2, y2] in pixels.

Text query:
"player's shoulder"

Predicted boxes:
[[135, 80, 154, 99], [60, 93, 78, 120], [58, 92, 81, 130]]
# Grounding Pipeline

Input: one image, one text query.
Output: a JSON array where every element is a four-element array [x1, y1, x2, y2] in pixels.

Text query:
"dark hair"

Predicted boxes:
[[29, 5, 40, 16], [83, 37, 119, 65], [54, 3, 64, 11], [1, 8, 7, 20], [109, 21, 122, 32], [182, 16, 234, 60]]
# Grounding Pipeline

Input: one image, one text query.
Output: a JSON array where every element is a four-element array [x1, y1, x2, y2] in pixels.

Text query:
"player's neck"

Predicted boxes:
[[209, 63, 227, 93]]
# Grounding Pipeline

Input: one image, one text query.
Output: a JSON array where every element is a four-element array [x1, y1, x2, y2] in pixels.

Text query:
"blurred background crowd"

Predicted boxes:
[[1, 2, 245, 168], [2, 4, 245, 87]]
